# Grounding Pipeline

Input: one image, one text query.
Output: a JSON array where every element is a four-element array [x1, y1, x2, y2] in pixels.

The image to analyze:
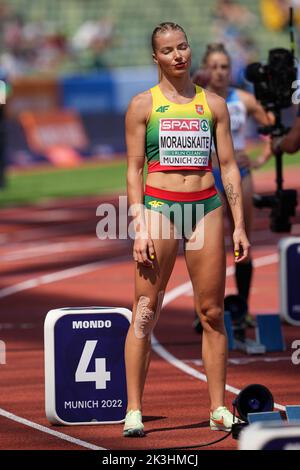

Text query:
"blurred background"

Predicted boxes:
[[0, 0, 300, 205]]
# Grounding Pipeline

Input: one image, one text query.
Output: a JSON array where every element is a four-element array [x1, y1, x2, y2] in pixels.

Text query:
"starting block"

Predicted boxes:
[[248, 411, 283, 424], [224, 311, 285, 354], [224, 295, 266, 354], [286, 406, 300, 422], [256, 314, 285, 352], [44, 306, 131, 425]]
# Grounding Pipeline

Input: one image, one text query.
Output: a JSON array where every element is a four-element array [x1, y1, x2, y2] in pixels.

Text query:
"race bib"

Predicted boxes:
[[159, 118, 211, 166]]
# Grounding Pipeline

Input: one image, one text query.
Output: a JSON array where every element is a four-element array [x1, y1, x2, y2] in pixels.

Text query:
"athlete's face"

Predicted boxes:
[[153, 30, 191, 77], [205, 52, 231, 90]]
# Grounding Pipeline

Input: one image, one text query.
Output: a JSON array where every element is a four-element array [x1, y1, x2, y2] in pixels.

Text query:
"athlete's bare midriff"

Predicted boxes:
[[146, 169, 215, 192]]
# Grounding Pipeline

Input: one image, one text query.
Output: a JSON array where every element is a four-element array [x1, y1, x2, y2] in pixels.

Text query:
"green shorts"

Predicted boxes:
[[144, 185, 222, 239]]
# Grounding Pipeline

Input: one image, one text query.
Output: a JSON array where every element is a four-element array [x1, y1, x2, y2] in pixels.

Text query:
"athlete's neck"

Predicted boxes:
[[159, 76, 195, 99], [207, 85, 228, 100]]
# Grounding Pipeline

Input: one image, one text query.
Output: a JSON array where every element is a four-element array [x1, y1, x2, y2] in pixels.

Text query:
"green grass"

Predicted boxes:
[[250, 146, 300, 171], [0, 148, 299, 208], [0, 160, 127, 207]]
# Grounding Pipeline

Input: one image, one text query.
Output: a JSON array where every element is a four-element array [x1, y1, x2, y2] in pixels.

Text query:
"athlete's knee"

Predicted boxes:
[[199, 303, 224, 330], [133, 291, 164, 339]]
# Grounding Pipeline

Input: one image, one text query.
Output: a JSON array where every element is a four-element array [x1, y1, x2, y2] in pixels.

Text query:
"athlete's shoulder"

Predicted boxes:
[[203, 89, 227, 117], [127, 89, 152, 111], [126, 89, 152, 122], [235, 88, 256, 107]]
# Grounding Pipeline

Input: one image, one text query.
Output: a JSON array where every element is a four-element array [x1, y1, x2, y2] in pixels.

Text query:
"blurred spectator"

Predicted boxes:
[[213, 0, 257, 28], [71, 18, 115, 70], [211, 0, 258, 87], [260, 0, 300, 31], [0, 2, 115, 78]]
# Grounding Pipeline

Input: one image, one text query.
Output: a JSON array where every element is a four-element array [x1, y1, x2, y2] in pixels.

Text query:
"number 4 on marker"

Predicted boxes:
[[75, 340, 111, 389]]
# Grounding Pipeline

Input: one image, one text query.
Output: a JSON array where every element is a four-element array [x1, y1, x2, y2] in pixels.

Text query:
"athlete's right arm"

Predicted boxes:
[[126, 92, 155, 266], [207, 91, 250, 262]]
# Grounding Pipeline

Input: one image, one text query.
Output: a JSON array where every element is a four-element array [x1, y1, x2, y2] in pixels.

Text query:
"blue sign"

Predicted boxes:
[[280, 238, 300, 325], [60, 72, 116, 113], [262, 436, 300, 450], [45, 307, 131, 425]]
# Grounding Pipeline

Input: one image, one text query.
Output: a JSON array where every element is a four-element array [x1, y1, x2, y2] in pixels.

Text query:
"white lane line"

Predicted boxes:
[[0, 250, 285, 447], [10, 210, 82, 222], [1, 238, 126, 262], [0, 255, 130, 299], [151, 335, 241, 396], [252, 253, 278, 267], [152, 251, 286, 411], [1, 209, 80, 223], [1, 220, 129, 250], [0, 254, 131, 449], [0, 323, 36, 330], [0, 408, 105, 450], [0, 221, 94, 246], [182, 253, 279, 296], [185, 357, 292, 366]]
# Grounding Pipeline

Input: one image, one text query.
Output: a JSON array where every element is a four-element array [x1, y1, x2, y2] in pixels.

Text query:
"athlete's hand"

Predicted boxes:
[[133, 234, 155, 268], [252, 137, 272, 169], [235, 152, 251, 169], [233, 227, 250, 263]]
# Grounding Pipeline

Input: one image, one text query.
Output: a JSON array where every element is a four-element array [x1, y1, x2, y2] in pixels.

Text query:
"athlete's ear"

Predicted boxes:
[[152, 53, 158, 65]]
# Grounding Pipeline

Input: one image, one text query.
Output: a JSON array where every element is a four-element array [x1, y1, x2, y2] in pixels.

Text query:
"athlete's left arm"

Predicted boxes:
[[210, 93, 250, 262], [240, 90, 274, 168], [240, 90, 273, 126]]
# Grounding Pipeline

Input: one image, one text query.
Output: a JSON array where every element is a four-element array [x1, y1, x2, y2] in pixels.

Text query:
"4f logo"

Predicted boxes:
[[149, 200, 164, 208], [156, 105, 170, 113]]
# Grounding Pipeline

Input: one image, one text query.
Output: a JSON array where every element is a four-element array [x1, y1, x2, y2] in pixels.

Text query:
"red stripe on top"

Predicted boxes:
[[147, 160, 212, 173], [144, 185, 217, 202]]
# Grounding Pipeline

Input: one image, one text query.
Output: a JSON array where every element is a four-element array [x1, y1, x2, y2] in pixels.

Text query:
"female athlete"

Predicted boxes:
[[194, 43, 272, 320], [124, 23, 249, 437]]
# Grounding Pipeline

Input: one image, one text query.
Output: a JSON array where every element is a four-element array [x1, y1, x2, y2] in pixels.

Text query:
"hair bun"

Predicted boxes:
[[202, 42, 230, 65]]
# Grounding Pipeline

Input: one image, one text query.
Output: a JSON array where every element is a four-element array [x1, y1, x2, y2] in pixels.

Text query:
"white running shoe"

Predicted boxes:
[[123, 410, 145, 437], [210, 406, 242, 432]]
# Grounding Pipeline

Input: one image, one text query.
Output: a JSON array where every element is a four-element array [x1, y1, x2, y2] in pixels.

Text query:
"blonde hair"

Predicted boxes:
[[151, 22, 187, 52], [152, 22, 188, 81]]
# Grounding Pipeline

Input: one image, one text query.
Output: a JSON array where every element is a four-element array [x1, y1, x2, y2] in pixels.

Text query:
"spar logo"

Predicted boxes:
[[160, 119, 200, 131]]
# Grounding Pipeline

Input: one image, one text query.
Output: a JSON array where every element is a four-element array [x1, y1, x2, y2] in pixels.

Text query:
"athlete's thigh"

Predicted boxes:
[[184, 206, 225, 306], [134, 209, 179, 301]]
